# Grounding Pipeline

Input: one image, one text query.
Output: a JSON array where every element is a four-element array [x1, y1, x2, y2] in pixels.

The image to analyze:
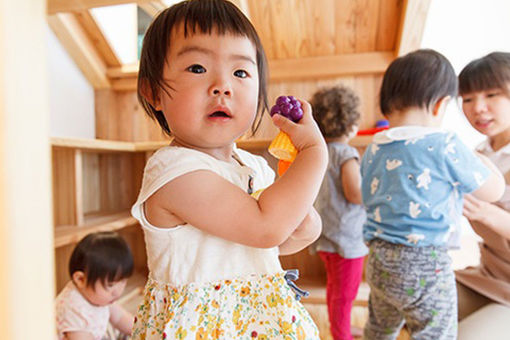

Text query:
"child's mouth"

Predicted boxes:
[[209, 111, 231, 118]]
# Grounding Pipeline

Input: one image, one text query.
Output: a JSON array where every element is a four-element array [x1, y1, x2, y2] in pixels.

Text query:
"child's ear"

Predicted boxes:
[[139, 78, 162, 111], [71, 271, 87, 289], [432, 96, 451, 116]]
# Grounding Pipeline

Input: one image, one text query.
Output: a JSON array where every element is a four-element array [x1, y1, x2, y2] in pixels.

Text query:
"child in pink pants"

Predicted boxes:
[[310, 86, 368, 340]]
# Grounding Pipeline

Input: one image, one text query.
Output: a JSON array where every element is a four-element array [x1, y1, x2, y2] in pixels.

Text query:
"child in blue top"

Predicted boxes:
[[361, 49, 504, 340], [311, 85, 368, 340]]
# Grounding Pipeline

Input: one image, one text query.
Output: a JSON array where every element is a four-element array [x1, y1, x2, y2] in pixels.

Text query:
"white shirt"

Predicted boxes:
[[131, 145, 283, 286]]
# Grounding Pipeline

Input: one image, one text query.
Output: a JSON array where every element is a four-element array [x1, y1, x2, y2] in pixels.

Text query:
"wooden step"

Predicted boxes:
[[298, 278, 369, 307]]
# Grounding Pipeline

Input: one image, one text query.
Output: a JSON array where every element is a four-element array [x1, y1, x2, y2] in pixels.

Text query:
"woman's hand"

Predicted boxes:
[[464, 194, 510, 239], [463, 194, 490, 223]]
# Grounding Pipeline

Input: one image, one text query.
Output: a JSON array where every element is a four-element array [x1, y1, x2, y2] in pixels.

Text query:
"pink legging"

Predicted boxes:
[[318, 251, 364, 340]]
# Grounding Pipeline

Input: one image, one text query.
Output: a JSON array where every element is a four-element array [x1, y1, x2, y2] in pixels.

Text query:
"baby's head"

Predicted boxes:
[[69, 231, 134, 306], [380, 49, 457, 118], [138, 0, 268, 138], [459, 52, 510, 97], [310, 85, 361, 139]]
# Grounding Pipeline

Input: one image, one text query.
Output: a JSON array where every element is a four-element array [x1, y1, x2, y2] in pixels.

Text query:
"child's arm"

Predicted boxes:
[[470, 152, 505, 202], [279, 208, 322, 255], [341, 158, 362, 204], [145, 100, 328, 249], [463, 194, 510, 239], [64, 332, 94, 340], [109, 303, 134, 335]]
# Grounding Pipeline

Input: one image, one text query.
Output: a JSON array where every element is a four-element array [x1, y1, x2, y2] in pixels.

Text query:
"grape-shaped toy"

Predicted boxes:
[[268, 96, 303, 175]]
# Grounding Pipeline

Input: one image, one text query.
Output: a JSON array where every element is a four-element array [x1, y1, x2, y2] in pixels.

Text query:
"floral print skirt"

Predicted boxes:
[[132, 272, 319, 339]]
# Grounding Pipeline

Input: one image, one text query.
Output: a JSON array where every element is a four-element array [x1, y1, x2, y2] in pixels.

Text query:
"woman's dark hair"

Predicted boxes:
[[137, 0, 269, 137], [379, 49, 457, 115], [310, 85, 361, 138], [69, 231, 134, 288], [459, 52, 510, 96]]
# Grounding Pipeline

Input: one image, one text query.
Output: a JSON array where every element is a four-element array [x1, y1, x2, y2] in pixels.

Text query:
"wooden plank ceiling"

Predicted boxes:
[[47, 0, 431, 90]]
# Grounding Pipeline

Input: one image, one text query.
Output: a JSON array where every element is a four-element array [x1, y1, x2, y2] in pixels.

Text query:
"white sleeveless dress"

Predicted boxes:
[[130, 146, 319, 340]]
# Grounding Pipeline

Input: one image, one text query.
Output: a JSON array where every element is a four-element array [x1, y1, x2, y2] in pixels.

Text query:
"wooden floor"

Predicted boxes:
[[300, 281, 411, 340]]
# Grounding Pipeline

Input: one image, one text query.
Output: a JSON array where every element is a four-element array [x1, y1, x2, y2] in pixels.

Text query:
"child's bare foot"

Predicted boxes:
[[352, 325, 363, 338]]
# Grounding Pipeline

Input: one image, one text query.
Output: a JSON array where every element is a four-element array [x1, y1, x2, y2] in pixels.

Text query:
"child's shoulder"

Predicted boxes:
[[144, 146, 217, 176]]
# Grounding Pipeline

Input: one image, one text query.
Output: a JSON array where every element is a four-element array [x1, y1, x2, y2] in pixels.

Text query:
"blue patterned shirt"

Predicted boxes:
[[361, 126, 490, 247]]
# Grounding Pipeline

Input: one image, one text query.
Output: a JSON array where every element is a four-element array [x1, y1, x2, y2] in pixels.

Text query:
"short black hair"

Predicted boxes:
[[69, 231, 134, 288], [310, 85, 361, 138], [138, 0, 269, 137], [380, 49, 457, 115], [459, 52, 510, 96]]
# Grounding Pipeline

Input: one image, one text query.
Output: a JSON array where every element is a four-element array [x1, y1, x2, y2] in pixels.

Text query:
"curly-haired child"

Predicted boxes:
[[310, 85, 368, 340]]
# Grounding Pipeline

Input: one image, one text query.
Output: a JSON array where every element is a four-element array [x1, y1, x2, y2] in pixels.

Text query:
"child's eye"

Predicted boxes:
[[187, 64, 206, 74], [233, 69, 248, 78], [462, 97, 472, 103], [487, 92, 501, 98]]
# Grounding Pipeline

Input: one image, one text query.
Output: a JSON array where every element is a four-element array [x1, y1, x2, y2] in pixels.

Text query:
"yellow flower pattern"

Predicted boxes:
[[132, 272, 319, 339]]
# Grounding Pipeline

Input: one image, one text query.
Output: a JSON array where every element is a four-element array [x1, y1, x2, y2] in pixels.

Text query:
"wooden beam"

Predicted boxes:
[[107, 62, 138, 78], [139, 1, 167, 17], [1, 0, 54, 337], [268, 51, 394, 82], [48, 13, 111, 89], [395, 0, 432, 56], [48, 0, 154, 14], [107, 51, 393, 90], [75, 10, 121, 67]]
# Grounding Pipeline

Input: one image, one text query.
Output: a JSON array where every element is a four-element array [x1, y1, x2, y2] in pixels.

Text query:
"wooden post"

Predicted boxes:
[[0, 0, 55, 338]]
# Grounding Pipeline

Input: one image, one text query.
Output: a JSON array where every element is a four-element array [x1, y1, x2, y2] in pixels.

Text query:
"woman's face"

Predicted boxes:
[[462, 87, 510, 141]]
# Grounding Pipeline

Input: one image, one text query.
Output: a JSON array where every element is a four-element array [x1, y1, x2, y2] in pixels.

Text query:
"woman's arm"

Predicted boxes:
[[109, 303, 134, 335], [341, 158, 362, 204], [279, 208, 322, 256], [463, 194, 510, 239]]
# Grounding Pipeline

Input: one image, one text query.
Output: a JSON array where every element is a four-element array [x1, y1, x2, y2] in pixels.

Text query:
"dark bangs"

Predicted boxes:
[[459, 52, 510, 96], [138, 0, 268, 136], [69, 232, 134, 288]]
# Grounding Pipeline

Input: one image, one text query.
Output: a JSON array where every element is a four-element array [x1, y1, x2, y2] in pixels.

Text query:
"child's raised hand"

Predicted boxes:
[[271, 99, 326, 154]]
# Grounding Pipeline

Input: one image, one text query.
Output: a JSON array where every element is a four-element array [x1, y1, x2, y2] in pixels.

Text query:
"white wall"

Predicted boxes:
[[47, 4, 137, 139], [421, 0, 510, 149], [47, 26, 95, 139]]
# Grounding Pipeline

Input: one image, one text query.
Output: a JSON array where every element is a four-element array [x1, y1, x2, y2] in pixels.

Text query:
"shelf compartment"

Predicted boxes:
[[54, 210, 138, 248]]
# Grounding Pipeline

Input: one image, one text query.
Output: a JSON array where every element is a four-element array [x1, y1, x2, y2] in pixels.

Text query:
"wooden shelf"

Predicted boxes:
[[51, 137, 169, 152], [54, 210, 138, 248], [51, 135, 372, 154]]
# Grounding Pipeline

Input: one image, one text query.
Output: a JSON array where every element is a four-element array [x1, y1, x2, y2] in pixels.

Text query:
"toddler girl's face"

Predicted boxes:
[[462, 87, 510, 139], [81, 278, 128, 306], [156, 24, 259, 151]]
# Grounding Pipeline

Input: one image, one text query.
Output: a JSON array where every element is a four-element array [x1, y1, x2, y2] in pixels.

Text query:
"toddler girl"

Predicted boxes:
[[361, 49, 504, 339], [310, 86, 368, 340], [55, 231, 135, 340], [131, 0, 328, 338]]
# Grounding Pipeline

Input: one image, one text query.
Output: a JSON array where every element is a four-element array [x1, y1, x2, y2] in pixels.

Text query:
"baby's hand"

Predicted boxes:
[[271, 99, 325, 154]]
